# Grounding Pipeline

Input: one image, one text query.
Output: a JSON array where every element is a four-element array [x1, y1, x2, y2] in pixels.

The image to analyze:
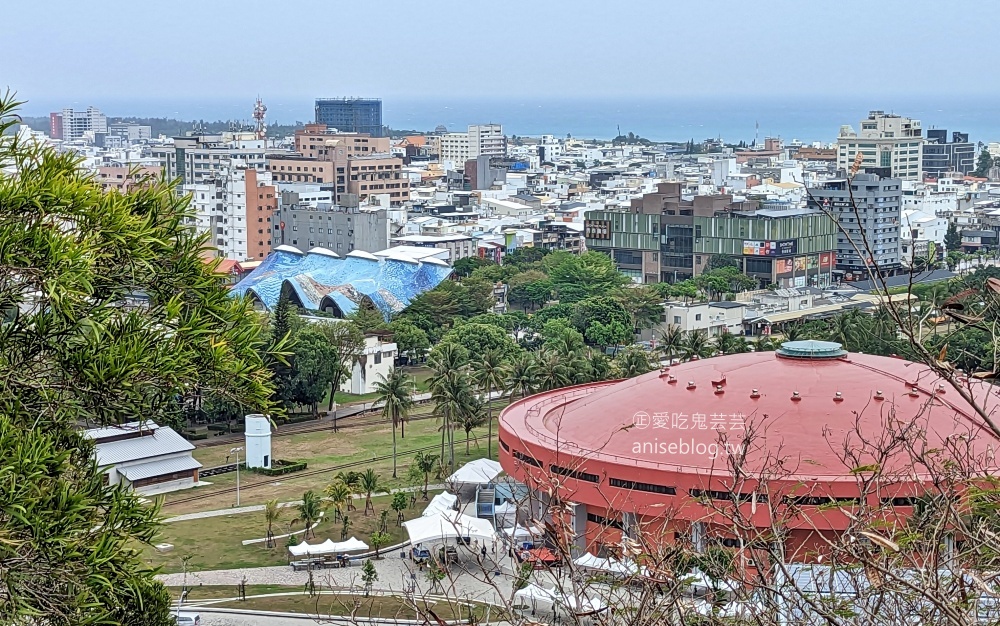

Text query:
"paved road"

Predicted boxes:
[[199, 613, 319, 626]]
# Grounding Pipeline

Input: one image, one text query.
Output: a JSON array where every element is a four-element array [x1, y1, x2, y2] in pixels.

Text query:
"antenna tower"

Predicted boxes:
[[253, 96, 267, 140]]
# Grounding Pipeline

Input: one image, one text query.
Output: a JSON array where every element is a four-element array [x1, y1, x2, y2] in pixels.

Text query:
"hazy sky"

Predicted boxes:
[[5, 0, 999, 111]]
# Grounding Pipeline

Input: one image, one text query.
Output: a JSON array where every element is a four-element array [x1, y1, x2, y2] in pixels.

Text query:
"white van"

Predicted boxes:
[[174, 613, 201, 625]]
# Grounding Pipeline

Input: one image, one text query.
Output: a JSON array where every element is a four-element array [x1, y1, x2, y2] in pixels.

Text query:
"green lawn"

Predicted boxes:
[[147, 492, 435, 574], [161, 404, 504, 515], [214, 592, 485, 620]]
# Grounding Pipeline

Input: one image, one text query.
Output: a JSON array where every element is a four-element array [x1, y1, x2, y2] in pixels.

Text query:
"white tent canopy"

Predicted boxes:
[[514, 584, 607, 614], [501, 524, 544, 542], [422, 491, 458, 518], [288, 537, 370, 557], [447, 458, 503, 484], [402, 511, 496, 545], [573, 552, 641, 576]]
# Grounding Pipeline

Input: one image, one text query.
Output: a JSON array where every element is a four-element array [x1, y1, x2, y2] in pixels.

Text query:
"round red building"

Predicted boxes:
[[497, 341, 999, 565]]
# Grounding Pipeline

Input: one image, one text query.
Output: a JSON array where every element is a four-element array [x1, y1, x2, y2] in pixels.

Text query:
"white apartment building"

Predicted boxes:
[[150, 132, 272, 185], [438, 124, 505, 167], [183, 165, 275, 261], [389, 233, 476, 262], [61, 106, 108, 141], [836, 111, 924, 181]]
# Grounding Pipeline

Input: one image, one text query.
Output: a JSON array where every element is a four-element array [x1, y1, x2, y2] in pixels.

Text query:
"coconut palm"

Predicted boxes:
[[294, 490, 324, 540], [374, 368, 414, 478], [323, 480, 351, 522], [613, 345, 656, 378], [715, 331, 749, 355], [656, 324, 685, 363], [507, 351, 540, 399], [827, 309, 864, 350], [335, 470, 362, 512], [470, 348, 509, 460], [535, 348, 574, 391], [782, 323, 805, 342], [680, 329, 714, 361], [264, 498, 283, 548], [359, 468, 380, 516], [455, 395, 488, 455], [428, 343, 469, 469], [431, 371, 473, 469], [753, 336, 777, 352]]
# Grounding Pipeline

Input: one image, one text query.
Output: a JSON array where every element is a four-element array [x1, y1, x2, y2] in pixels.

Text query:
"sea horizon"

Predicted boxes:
[[18, 95, 1000, 145]]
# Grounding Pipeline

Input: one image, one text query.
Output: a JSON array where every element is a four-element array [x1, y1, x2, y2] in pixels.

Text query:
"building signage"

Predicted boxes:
[[585, 219, 612, 240], [742, 239, 797, 256]]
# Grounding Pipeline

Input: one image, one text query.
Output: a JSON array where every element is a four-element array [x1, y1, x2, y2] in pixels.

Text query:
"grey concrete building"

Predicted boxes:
[[923, 129, 975, 177], [806, 173, 902, 280], [273, 196, 388, 254], [314, 98, 383, 137]]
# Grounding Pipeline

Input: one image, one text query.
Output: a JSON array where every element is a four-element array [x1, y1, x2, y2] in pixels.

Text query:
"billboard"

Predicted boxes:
[[776, 258, 794, 276], [742, 239, 797, 256]]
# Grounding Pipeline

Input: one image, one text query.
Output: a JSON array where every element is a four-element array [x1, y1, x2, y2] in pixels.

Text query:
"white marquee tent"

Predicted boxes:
[[501, 524, 544, 542], [572, 552, 642, 577], [447, 458, 504, 484], [402, 511, 496, 545], [288, 537, 369, 557], [422, 491, 458, 518], [514, 583, 607, 614]]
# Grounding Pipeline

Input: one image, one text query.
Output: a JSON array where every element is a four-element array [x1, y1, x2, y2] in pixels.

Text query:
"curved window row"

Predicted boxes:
[[609, 478, 676, 495], [690, 489, 765, 503], [499, 438, 510, 453], [586, 512, 625, 530], [784, 496, 860, 507], [512, 450, 542, 468], [551, 464, 600, 484]]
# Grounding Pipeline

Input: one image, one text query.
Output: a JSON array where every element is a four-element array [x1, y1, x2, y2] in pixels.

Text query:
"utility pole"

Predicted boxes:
[[229, 446, 244, 507]]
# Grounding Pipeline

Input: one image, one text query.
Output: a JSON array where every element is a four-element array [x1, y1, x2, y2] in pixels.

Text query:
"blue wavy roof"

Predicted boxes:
[[229, 246, 453, 321]]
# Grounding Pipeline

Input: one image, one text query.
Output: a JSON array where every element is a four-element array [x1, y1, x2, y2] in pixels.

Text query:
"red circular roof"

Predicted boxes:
[[502, 349, 1000, 481]]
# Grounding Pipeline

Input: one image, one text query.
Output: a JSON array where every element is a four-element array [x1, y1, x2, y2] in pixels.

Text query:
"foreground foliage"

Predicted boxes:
[[0, 94, 275, 624]]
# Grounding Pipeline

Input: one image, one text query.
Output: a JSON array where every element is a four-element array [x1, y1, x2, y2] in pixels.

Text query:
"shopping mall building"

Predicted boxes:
[[498, 341, 998, 566]]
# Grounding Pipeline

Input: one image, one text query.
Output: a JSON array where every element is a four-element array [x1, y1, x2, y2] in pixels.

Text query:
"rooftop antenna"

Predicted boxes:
[[253, 96, 267, 140]]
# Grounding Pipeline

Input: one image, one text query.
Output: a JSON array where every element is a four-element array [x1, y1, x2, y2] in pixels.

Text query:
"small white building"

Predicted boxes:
[[659, 301, 746, 336], [85, 421, 202, 495], [341, 333, 398, 395]]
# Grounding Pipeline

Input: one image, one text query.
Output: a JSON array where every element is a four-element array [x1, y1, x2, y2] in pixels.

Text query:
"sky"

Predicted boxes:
[[4, 0, 999, 124]]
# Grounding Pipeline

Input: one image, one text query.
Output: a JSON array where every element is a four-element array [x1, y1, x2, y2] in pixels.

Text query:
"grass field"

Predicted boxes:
[[147, 491, 436, 574], [159, 400, 506, 516]]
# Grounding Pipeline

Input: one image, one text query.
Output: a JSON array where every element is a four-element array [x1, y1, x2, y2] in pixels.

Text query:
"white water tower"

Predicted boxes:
[[244, 414, 272, 469]]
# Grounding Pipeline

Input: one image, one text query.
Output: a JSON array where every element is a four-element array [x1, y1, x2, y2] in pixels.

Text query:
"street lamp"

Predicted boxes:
[[227, 446, 244, 507]]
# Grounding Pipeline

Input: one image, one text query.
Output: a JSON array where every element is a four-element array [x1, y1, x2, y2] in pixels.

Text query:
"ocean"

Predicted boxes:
[[20, 96, 1000, 145]]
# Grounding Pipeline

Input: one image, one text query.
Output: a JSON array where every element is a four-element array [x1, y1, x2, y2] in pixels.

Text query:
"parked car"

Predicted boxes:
[[410, 546, 431, 563], [173, 613, 200, 625]]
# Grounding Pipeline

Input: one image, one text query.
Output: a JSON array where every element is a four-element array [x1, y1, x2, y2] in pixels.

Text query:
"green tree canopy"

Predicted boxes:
[[387, 318, 430, 363], [974, 148, 994, 178], [439, 322, 522, 361], [0, 95, 275, 624]]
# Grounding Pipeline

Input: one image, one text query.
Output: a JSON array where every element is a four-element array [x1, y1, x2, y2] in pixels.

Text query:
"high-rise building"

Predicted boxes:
[[922, 129, 975, 177], [438, 124, 506, 167], [59, 106, 107, 141], [806, 173, 902, 280], [836, 111, 924, 181], [49, 112, 63, 140], [150, 133, 270, 186], [314, 98, 383, 137], [183, 166, 276, 261]]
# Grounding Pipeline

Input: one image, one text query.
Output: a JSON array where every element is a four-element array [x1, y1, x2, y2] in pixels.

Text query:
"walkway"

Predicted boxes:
[[159, 550, 517, 608], [164, 484, 447, 524]]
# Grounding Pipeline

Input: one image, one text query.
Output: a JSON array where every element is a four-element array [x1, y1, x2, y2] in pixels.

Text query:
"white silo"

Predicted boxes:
[[244, 414, 272, 469]]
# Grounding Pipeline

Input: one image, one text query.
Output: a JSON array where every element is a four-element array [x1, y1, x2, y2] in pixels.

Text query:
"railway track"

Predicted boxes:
[[162, 434, 485, 509]]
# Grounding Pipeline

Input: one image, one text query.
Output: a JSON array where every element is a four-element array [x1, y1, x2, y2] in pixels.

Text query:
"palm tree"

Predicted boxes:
[[413, 451, 437, 499], [613, 346, 656, 378], [264, 498, 283, 548], [456, 395, 488, 455], [429, 343, 469, 469], [323, 480, 351, 522], [680, 329, 713, 361], [359, 468, 380, 516], [336, 471, 361, 512], [585, 349, 612, 382], [753, 336, 777, 352], [507, 352, 540, 399], [656, 325, 685, 363], [374, 368, 414, 478], [294, 490, 324, 540], [715, 331, 749, 355], [535, 348, 574, 391], [431, 371, 473, 469], [782, 323, 805, 342], [470, 348, 509, 460], [827, 309, 863, 350]]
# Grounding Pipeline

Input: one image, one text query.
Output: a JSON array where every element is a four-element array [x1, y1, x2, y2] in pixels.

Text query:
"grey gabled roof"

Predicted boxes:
[[118, 455, 201, 481], [94, 426, 194, 466]]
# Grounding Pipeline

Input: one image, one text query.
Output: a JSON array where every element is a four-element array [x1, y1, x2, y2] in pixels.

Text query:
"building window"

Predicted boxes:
[[550, 464, 600, 483], [609, 477, 676, 495], [512, 450, 542, 468]]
